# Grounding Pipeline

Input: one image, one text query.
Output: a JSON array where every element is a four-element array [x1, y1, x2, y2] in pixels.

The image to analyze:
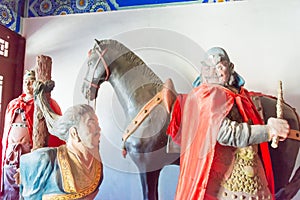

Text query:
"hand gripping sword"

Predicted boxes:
[[271, 80, 283, 148]]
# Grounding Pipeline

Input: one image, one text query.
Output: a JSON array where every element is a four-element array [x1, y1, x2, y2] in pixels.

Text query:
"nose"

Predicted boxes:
[[215, 65, 224, 75], [25, 80, 33, 87], [97, 126, 101, 134]]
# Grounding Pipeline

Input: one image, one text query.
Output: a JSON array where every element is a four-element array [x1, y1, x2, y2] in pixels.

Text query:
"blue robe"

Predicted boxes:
[[19, 145, 102, 199]]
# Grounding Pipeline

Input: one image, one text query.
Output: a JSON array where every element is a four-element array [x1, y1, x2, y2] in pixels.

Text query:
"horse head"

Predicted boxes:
[[81, 39, 110, 101]]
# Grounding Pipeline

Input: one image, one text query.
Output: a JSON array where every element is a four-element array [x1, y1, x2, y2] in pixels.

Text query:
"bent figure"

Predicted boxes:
[[19, 104, 103, 199], [0, 70, 63, 199], [173, 47, 290, 200]]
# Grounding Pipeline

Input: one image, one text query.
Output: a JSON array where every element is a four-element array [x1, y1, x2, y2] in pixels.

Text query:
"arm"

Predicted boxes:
[[48, 98, 65, 147], [217, 117, 289, 147], [217, 117, 269, 147]]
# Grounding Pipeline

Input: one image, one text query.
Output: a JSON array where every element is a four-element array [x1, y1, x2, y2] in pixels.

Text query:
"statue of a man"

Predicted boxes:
[[0, 70, 64, 199], [19, 104, 103, 199], [171, 47, 290, 200]]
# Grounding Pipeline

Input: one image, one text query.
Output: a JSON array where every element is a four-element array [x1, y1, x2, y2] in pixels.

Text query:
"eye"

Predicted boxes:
[[216, 63, 226, 71], [88, 60, 93, 67]]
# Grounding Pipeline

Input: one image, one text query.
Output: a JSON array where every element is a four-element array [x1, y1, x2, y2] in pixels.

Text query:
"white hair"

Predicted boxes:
[[52, 104, 95, 141]]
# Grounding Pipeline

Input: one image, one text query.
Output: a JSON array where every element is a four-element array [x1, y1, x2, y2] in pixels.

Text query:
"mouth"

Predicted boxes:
[[95, 133, 101, 141], [85, 89, 96, 101]]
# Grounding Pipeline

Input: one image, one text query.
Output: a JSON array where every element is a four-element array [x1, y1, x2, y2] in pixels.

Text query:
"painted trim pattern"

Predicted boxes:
[[0, 0, 238, 33]]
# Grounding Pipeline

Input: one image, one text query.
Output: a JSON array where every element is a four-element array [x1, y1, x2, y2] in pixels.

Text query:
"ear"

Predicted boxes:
[[94, 39, 102, 51], [229, 62, 234, 73], [69, 127, 81, 142]]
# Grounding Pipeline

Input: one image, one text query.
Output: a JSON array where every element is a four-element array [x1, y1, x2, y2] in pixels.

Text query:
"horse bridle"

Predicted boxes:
[[84, 46, 110, 90]]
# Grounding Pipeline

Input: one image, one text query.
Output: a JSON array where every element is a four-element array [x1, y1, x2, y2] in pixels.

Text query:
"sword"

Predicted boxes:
[[271, 80, 283, 148]]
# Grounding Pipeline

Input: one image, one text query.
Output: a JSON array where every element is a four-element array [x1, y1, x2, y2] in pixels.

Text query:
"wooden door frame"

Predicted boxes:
[[0, 24, 25, 138]]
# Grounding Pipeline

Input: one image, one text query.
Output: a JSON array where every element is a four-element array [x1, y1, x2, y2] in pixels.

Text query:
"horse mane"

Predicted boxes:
[[96, 39, 144, 66], [96, 39, 163, 85]]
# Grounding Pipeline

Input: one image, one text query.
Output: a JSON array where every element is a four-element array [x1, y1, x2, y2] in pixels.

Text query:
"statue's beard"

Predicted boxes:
[[203, 74, 233, 86]]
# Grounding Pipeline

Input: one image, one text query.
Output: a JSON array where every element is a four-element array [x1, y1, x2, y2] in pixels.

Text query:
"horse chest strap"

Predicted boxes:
[[122, 91, 163, 147]]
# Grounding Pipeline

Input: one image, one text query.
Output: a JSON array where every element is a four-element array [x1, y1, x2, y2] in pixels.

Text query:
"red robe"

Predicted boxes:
[[172, 84, 274, 200], [0, 94, 65, 192]]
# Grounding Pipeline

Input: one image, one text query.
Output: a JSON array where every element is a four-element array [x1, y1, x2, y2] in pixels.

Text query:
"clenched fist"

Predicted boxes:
[[267, 117, 290, 141]]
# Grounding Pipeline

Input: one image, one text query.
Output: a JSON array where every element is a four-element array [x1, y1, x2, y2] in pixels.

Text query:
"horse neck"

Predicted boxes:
[[108, 63, 163, 117]]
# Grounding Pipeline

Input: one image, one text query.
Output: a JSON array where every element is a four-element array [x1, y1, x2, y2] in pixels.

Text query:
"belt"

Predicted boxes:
[[11, 123, 28, 128], [218, 186, 271, 200]]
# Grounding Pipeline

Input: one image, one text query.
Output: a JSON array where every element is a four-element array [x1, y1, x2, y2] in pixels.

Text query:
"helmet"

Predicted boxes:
[[201, 47, 230, 66], [199, 47, 245, 87], [23, 69, 36, 80]]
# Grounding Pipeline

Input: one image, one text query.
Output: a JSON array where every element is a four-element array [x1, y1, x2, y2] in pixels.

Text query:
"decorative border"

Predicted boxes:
[[0, 0, 23, 33], [0, 0, 238, 33], [28, 0, 113, 17]]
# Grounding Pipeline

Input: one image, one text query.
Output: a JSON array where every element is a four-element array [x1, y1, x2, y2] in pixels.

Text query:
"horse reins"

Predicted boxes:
[[84, 47, 110, 90], [95, 47, 110, 82]]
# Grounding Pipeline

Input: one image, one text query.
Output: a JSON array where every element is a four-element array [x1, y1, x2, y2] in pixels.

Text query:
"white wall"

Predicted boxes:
[[23, 0, 300, 113], [22, 0, 300, 199]]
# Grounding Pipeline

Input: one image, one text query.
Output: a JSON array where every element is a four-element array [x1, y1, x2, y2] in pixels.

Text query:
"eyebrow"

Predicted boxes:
[[87, 116, 97, 122]]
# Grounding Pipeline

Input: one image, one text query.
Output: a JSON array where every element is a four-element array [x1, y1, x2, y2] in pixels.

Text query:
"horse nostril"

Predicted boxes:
[[86, 89, 91, 99]]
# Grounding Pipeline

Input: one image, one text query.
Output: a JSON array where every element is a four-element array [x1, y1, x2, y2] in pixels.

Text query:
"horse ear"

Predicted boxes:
[[94, 39, 100, 45], [94, 39, 102, 51]]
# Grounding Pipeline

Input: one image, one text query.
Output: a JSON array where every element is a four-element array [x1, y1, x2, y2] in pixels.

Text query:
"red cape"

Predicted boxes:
[[174, 84, 274, 200], [167, 93, 188, 145]]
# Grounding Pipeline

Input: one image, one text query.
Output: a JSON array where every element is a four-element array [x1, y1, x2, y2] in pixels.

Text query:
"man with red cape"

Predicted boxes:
[[168, 47, 290, 200], [0, 70, 65, 199]]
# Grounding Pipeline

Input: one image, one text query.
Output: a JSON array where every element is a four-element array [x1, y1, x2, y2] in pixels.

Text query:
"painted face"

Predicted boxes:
[[77, 112, 101, 150], [23, 77, 35, 95], [202, 60, 231, 85]]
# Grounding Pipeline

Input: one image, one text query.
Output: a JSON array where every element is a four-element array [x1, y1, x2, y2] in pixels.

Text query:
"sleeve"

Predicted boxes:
[[49, 98, 62, 115], [1, 99, 17, 190], [2, 100, 17, 149], [217, 117, 270, 147], [19, 148, 57, 200], [48, 99, 65, 147]]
